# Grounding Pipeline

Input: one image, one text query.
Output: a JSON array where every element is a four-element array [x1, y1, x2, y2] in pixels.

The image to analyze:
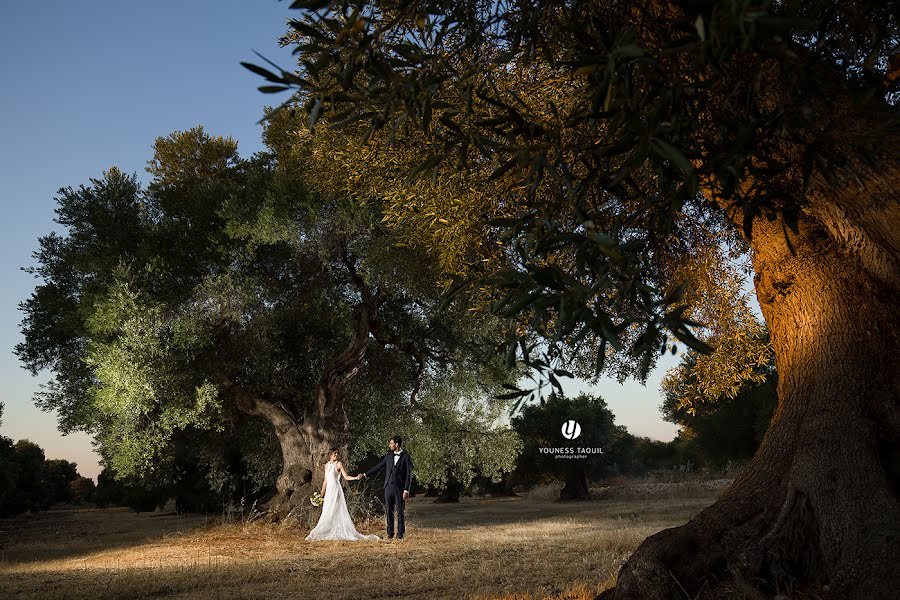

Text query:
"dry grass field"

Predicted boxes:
[[0, 482, 729, 600]]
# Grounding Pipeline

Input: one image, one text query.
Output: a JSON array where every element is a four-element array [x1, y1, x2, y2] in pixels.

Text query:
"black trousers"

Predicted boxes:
[[384, 486, 406, 537]]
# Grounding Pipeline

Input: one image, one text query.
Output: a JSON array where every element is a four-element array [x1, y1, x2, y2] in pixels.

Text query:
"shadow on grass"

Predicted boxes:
[[405, 494, 717, 531], [0, 505, 211, 566]]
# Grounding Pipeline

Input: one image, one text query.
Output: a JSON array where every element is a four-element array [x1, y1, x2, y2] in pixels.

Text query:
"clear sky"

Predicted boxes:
[[0, 2, 758, 484]]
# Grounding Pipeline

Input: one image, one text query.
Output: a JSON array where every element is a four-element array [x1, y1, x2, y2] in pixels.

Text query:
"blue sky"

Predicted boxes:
[[0, 1, 297, 482], [0, 2, 751, 483]]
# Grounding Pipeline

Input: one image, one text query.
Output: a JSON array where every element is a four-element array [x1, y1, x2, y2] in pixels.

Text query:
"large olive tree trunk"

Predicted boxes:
[[219, 300, 377, 520], [601, 159, 900, 597]]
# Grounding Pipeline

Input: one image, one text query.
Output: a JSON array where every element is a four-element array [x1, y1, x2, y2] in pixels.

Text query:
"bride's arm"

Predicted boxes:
[[337, 462, 359, 480]]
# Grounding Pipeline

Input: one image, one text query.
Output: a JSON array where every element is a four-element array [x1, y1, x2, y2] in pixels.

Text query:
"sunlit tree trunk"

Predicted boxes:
[[602, 161, 900, 598]]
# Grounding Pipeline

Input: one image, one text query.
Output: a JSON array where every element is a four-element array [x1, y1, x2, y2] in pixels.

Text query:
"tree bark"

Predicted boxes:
[[600, 158, 900, 598], [219, 378, 317, 519]]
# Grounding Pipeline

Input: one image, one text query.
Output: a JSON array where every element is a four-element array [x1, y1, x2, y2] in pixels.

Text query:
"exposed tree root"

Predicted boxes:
[[596, 462, 899, 600]]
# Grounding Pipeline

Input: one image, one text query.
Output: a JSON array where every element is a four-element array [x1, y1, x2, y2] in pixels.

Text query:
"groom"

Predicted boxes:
[[360, 435, 413, 540]]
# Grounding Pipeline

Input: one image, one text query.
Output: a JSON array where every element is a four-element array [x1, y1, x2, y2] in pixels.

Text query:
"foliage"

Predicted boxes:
[[659, 280, 773, 416], [399, 385, 522, 493], [92, 465, 171, 512], [0, 437, 92, 516], [89, 420, 279, 514], [93, 467, 125, 508], [621, 434, 700, 476], [261, 107, 504, 281], [341, 315, 523, 492], [244, 0, 897, 407], [197, 416, 283, 499], [145, 126, 240, 189], [45, 459, 79, 504], [69, 476, 96, 504], [0, 434, 19, 515], [10, 440, 51, 512], [662, 349, 777, 467]]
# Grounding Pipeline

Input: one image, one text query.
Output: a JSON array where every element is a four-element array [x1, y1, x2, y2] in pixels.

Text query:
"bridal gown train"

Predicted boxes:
[[305, 461, 381, 541]]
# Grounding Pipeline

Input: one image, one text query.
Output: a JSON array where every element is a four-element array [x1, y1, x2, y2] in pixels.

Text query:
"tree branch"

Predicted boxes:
[[217, 374, 301, 432]]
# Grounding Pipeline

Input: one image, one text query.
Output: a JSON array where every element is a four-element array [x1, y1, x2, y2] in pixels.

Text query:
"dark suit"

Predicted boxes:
[[365, 450, 413, 538]]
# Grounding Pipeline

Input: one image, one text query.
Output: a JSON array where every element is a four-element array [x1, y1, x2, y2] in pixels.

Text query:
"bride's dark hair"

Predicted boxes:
[[328, 447, 339, 459]]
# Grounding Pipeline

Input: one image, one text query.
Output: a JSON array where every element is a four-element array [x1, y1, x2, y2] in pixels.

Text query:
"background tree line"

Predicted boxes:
[[0, 402, 95, 516]]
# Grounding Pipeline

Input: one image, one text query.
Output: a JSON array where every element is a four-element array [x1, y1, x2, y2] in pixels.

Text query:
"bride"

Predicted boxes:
[[305, 448, 380, 541]]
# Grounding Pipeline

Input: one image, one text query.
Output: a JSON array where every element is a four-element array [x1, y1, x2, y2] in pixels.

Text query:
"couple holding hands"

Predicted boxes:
[[305, 436, 412, 542]]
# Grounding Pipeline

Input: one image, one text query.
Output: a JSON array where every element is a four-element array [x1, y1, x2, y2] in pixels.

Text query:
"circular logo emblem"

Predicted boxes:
[[561, 420, 582, 440]]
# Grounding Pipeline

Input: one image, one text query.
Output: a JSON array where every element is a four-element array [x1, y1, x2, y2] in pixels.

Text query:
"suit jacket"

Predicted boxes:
[[365, 450, 413, 493]]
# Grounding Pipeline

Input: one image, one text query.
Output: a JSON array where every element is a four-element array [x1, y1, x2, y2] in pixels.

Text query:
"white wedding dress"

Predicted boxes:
[[305, 461, 380, 541]]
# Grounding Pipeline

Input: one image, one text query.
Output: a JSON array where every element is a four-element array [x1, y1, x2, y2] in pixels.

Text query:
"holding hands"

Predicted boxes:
[[333, 459, 364, 481]]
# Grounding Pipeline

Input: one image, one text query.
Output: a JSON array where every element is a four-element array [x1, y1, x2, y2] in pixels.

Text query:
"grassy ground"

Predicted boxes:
[[0, 485, 725, 600]]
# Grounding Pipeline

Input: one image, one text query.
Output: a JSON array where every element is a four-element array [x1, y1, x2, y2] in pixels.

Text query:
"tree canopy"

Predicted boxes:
[[240, 0, 897, 402]]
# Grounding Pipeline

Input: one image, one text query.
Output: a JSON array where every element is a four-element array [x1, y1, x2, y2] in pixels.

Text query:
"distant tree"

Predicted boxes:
[[45, 459, 79, 504], [11, 440, 51, 512], [69, 476, 95, 504], [93, 466, 168, 513], [511, 392, 618, 500], [639, 433, 701, 472], [92, 467, 124, 508], [0, 434, 19, 516], [593, 424, 685, 478]]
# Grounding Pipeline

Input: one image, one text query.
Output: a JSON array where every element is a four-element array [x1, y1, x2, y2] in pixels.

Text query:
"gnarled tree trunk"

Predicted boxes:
[[219, 299, 379, 520], [222, 382, 349, 520], [601, 161, 900, 598]]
